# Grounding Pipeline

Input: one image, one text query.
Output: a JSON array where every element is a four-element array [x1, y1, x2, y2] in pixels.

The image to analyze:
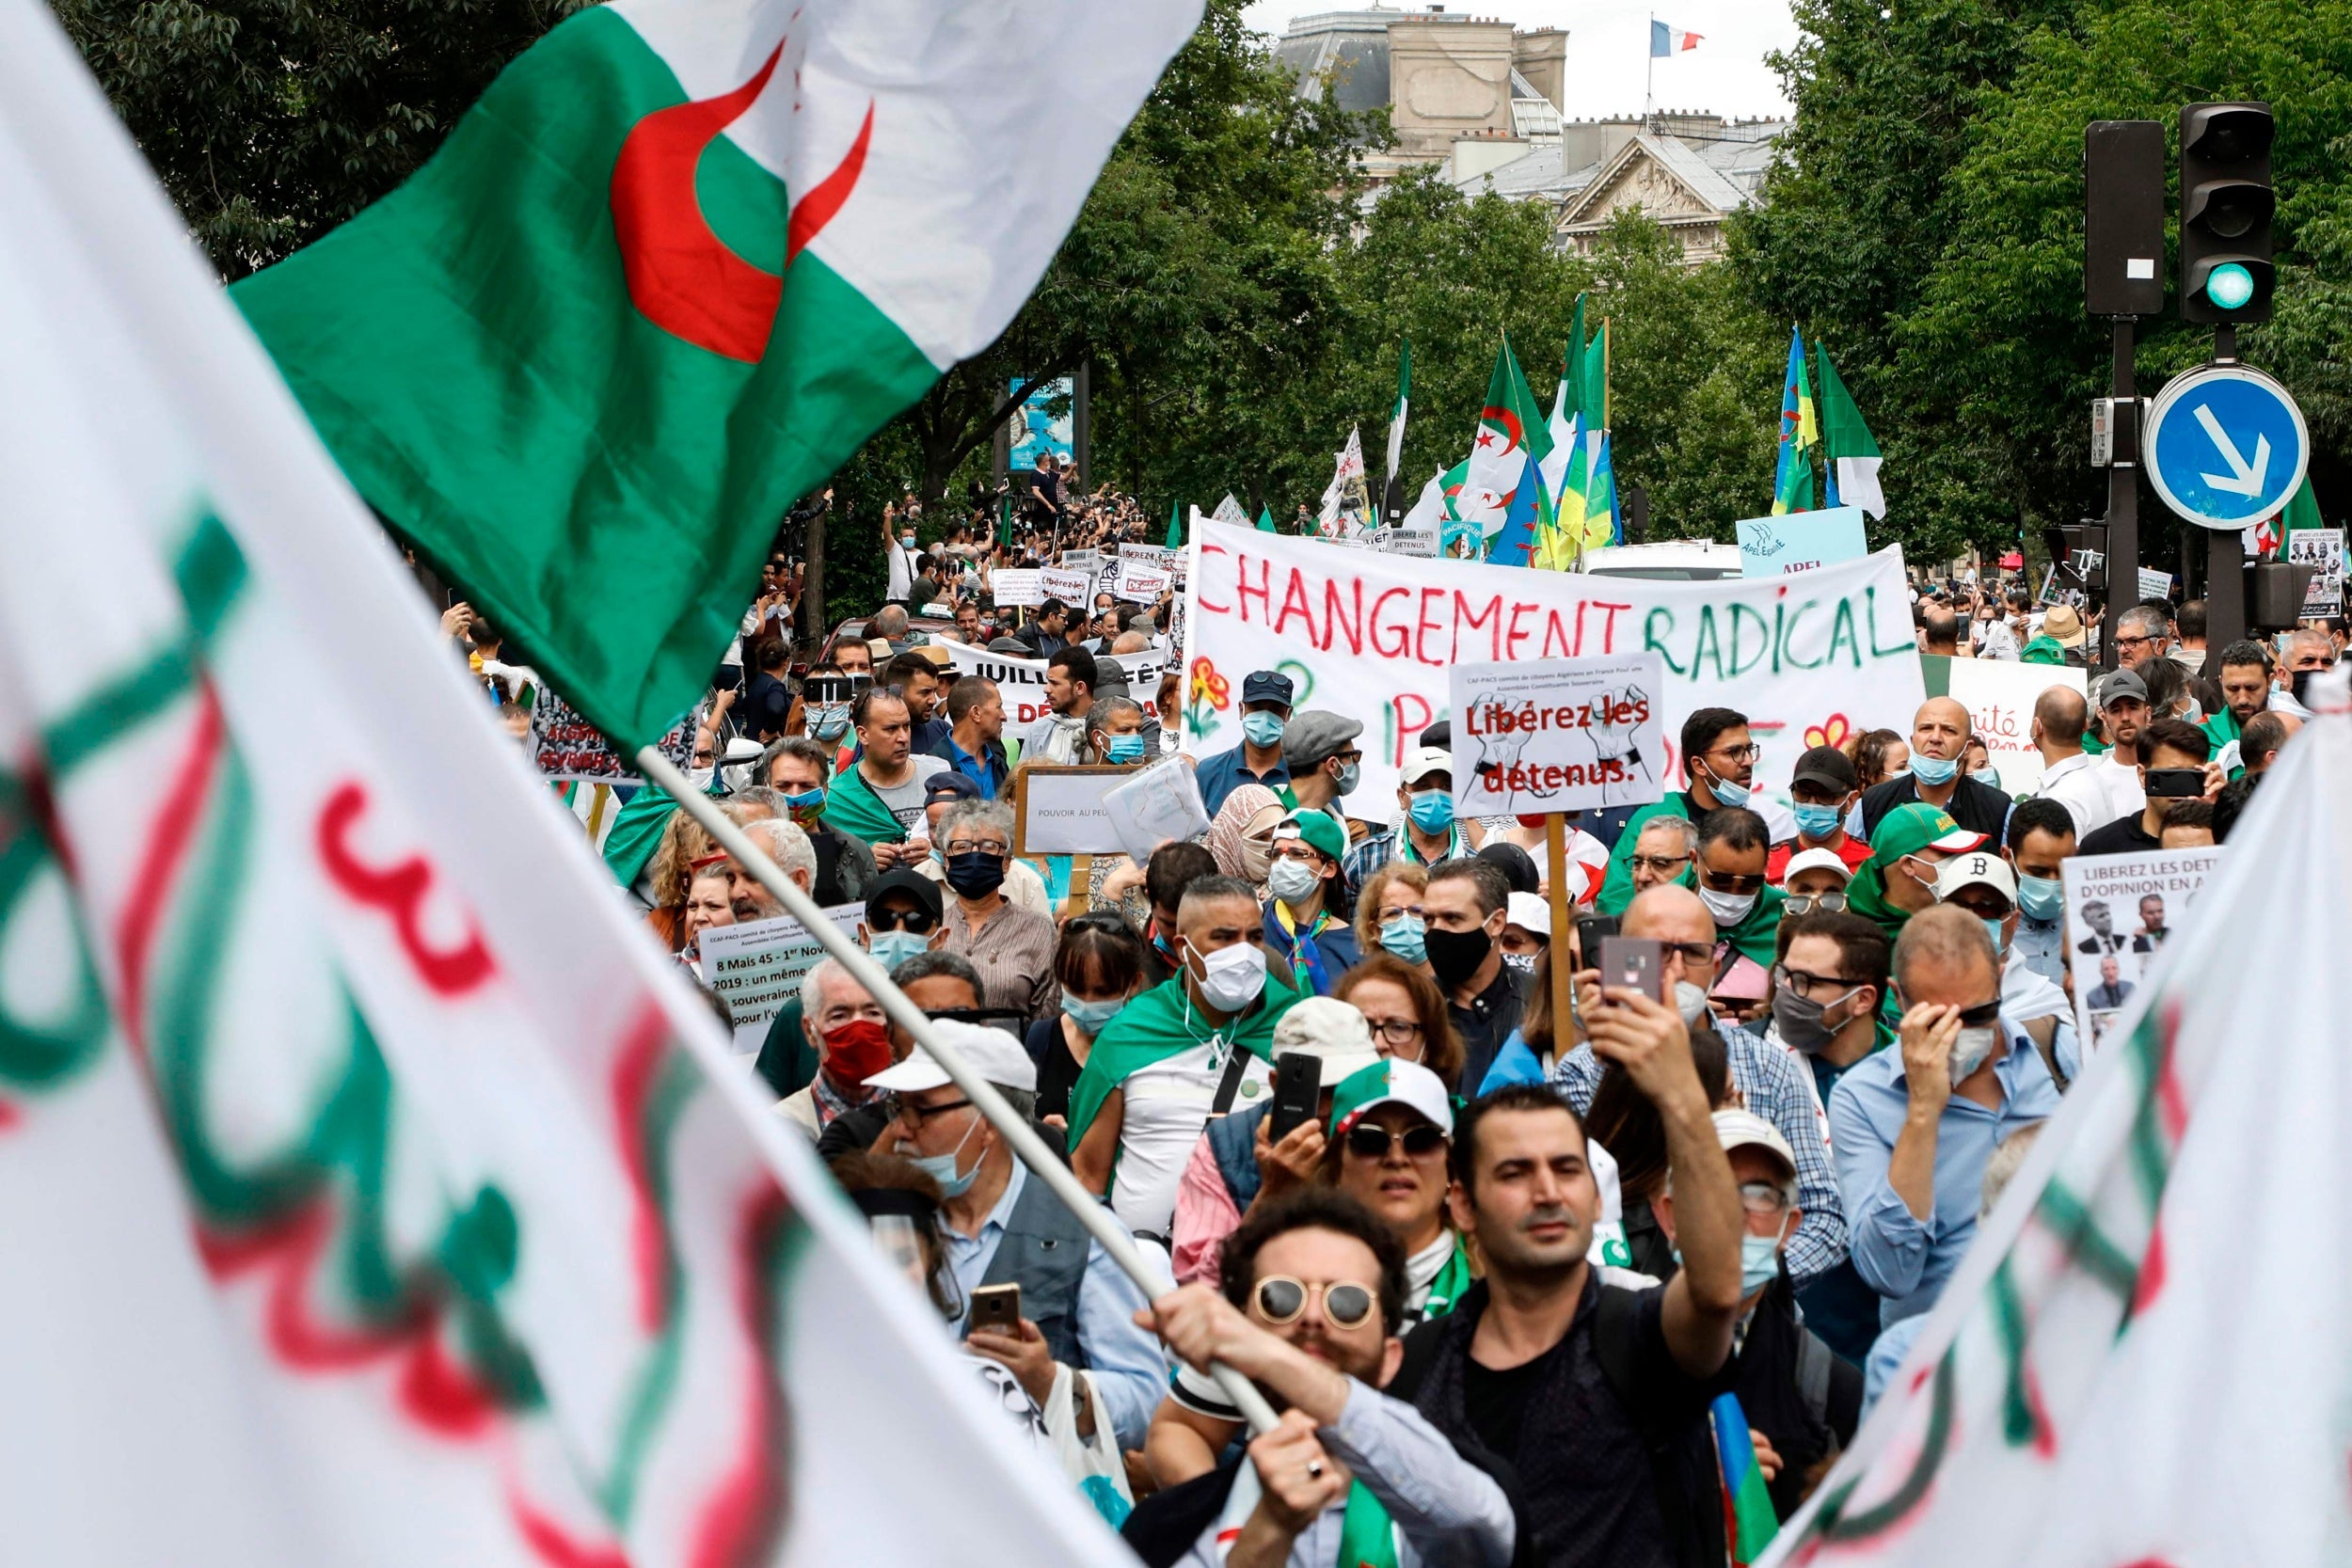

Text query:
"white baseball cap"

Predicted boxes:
[[1504, 891, 1552, 940], [1781, 847, 1854, 887], [865, 1019, 1037, 1094], [1327, 1057, 1455, 1137], [1934, 849, 2018, 906], [1399, 746, 1453, 786], [1271, 997, 1384, 1085], [1713, 1108, 1797, 1186]]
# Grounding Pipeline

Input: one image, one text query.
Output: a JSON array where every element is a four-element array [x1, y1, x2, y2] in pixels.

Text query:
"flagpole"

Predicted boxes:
[[1645, 12, 1655, 128], [639, 746, 1283, 1439]]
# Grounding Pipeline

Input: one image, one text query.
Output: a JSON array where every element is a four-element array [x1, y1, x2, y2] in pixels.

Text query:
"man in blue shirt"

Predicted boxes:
[[1196, 670, 1295, 818], [1828, 905, 2073, 1332], [928, 673, 1010, 798]]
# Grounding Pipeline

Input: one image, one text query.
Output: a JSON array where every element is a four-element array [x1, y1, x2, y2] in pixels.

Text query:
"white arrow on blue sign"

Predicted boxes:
[[2141, 363, 2310, 531]]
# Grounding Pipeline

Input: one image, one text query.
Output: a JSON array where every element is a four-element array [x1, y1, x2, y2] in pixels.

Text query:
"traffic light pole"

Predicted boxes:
[[2102, 319, 2137, 675], [2203, 323, 2248, 667]]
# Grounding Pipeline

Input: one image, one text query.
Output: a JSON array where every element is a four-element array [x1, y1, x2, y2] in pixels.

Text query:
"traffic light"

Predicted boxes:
[[2179, 102, 2275, 324], [2085, 120, 2165, 317]]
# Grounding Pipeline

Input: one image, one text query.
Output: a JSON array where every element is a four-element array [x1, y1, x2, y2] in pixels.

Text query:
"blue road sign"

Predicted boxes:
[[2142, 363, 2309, 531]]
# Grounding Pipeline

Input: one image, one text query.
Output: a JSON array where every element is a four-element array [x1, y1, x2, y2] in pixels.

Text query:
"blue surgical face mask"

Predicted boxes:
[[907, 1115, 982, 1199], [1701, 765, 1751, 808], [1105, 734, 1146, 765], [1379, 913, 1427, 965], [810, 704, 851, 740], [1910, 752, 1960, 786], [1790, 802, 1843, 841], [2017, 874, 2064, 923], [1242, 710, 1287, 749], [867, 929, 929, 974], [1407, 790, 1454, 833], [1061, 993, 1125, 1033], [1740, 1229, 1786, 1296], [1981, 916, 2010, 958], [1332, 761, 1360, 796]]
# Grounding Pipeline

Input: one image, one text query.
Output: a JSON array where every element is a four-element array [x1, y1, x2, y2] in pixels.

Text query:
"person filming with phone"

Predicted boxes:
[[2076, 718, 2223, 857]]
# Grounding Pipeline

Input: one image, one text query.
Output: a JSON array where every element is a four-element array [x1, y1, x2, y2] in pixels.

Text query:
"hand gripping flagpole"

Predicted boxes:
[[638, 746, 1281, 1438]]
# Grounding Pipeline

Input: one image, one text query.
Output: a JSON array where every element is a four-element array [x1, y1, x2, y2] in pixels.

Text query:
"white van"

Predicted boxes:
[[1571, 539, 1743, 581]]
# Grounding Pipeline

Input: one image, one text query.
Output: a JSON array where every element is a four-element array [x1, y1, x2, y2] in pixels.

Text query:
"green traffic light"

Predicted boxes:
[[2207, 262, 2255, 309]]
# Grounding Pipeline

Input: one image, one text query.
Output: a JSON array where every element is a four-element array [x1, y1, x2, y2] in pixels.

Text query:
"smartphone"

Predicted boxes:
[[1574, 913, 1619, 973], [1265, 1051, 1325, 1142], [1598, 937, 1665, 1004], [2145, 768, 2204, 798], [1711, 953, 1772, 1003], [968, 1282, 1022, 1335]]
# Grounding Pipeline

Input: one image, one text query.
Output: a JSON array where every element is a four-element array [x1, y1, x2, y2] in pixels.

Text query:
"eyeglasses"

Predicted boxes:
[[1629, 853, 1692, 875], [1270, 844, 1326, 864], [1708, 744, 1763, 765], [942, 839, 1009, 858], [1700, 869, 1768, 895], [1379, 905, 1426, 924], [888, 1095, 972, 1127], [1661, 941, 1716, 966], [1344, 1123, 1447, 1160], [1772, 964, 1865, 1001], [1737, 1181, 1794, 1216], [1252, 1275, 1378, 1330], [868, 906, 939, 934], [1782, 891, 1848, 915], [1360, 1016, 1424, 1048]]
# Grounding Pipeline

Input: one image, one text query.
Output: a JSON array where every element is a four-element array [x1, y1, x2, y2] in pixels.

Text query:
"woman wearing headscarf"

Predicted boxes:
[[1203, 782, 1283, 897]]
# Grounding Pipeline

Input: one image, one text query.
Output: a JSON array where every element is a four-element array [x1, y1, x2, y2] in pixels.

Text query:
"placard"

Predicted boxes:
[[2060, 847, 2222, 1053], [2137, 567, 2175, 602], [1921, 655, 2087, 796], [1735, 506, 1869, 578], [1120, 543, 1180, 573], [1011, 766, 1136, 855], [1373, 529, 1440, 558], [1060, 547, 1103, 576], [942, 641, 1168, 730], [698, 902, 866, 1055], [2292, 528, 2344, 616], [1115, 565, 1171, 603], [530, 688, 695, 783], [1448, 653, 1668, 816], [991, 568, 1044, 609], [1102, 757, 1212, 863], [1041, 567, 1092, 605]]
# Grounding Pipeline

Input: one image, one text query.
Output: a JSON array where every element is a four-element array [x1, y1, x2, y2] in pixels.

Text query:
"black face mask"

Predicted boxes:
[[2292, 668, 2323, 708], [944, 851, 1008, 899], [1424, 924, 1494, 990]]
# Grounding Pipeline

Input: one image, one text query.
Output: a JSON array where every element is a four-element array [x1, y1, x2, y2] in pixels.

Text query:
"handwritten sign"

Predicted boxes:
[[1120, 543, 1180, 573], [1735, 506, 1868, 578], [1924, 655, 2085, 796], [1114, 565, 1171, 603], [992, 569, 1044, 609], [1041, 567, 1092, 605], [1448, 654, 1669, 816], [530, 688, 694, 783], [698, 902, 866, 1055]]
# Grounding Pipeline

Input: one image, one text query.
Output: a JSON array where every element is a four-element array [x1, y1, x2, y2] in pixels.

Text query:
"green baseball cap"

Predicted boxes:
[[1868, 802, 1985, 868], [1327, 1057, 1454, 1139], [1275, 807, 1348, 865]]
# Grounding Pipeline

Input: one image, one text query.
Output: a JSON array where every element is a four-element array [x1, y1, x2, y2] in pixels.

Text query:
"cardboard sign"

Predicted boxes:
[[530, 688, 694, 783], [698, 902, 866, 1055], [1041, 567, 1092, 605], [2293, 528, 2344, 616], [1012, 766, 1136, 856], [1115, 565, 1171, 603], [1448, 653, 1669, 816], [1922, 655, 2088, 796], [2061, 847, 2222, 1053], [992, 568, 1045, 609], [1735, 506, 1869, 578]]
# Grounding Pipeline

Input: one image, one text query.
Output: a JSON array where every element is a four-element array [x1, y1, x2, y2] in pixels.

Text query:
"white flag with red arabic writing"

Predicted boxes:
[[1765, 666, 2352, 1566], [0, 6, 1129, 1565]]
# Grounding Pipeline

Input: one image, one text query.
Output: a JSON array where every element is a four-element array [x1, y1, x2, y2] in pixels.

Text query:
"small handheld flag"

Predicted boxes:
[[1817, 343, 1884, 519], [1710, 1391, 1779, 1566]]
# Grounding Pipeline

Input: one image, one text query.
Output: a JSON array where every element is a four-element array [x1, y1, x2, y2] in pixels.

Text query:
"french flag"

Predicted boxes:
[[1650, 20, 1702, 55]]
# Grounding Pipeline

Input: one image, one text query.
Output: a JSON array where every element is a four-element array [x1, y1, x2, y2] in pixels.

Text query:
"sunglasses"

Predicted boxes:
[[868, 906, 939, 934], [1701, 870, 1769, 895], [1344, 1123, 1447, 1160], [1783, 891, 1849, 915], [1253, 1275, 1378, 1330]]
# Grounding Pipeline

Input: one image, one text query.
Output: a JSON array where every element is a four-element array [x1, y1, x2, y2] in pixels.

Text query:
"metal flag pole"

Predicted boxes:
[[1645, 12, 1655, 129], [636, 745, 1281, 1437]]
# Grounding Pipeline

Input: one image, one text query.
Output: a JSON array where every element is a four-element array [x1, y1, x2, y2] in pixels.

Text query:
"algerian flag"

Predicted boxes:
[[0, 9, 1135, 1563], [1770, 325, 1819, 515], [1769, 678, 2352, 1566], [1383, 339, 1410, 519], [1257, 504, 1279, 533], [1399, 467, 1447, 534], [237, 0, 1200, 751], [1819, 343, 1884, 520], [1460, 338, 1552, 535]]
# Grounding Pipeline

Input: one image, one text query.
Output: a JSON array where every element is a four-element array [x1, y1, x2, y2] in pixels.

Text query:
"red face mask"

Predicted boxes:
[[1517, 815, 1549, 831], [823, 1018, 895, 1085]]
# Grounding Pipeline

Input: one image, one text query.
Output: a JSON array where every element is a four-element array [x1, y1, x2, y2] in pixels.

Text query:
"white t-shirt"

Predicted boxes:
[[1111, 1037, 1271, 1240], [1977, 619, 2020, 661]]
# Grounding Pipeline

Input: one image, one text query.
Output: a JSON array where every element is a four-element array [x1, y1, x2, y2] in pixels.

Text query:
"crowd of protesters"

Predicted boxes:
[[439, 509, 2338, 1568]]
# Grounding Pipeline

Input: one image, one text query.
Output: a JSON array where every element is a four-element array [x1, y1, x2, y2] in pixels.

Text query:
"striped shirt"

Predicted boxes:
[[939, 897, 1059, 1022]]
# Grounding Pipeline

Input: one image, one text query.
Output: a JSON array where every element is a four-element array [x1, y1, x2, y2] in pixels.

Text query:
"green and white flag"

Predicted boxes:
[[1767, 671, 2352, 1567], [1819, 344, 1885, 520], [237, 0, 1200, 750], [0, 8, 1131, 1564], [1383, 339, 1410, 519]]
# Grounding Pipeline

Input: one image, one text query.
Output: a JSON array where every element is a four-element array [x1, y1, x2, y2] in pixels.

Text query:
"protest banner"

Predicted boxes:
[[1920, 654, 2086, 795], [943, 640, 1168, 729], [1183, 516, 1924, 822], [1011, 765, 1135, 856], [1060, 546, 1103, 576], [1735, 505, 1868, 578], [1115, 564, 1171, 603], [2137, 566, 2175, 602], [2060, 846, 2222, 1053], [1449, 654, 1668, 817], [992, 567, 1045, 608], [1120, 542, 1180, 573], [698, 902, 867, 1054], [1373, 528, 1440, 558], [528, 685, 693, 782], [1041, 566, 1092, 605], [2293, 527, 2344, 615]]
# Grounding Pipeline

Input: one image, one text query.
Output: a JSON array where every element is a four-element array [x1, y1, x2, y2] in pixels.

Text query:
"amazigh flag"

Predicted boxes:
[[1765, 673, 2352, 1566], [1384, 339, 1410, 521], [1770, 325, 1819, 515], [1585, 429, 1619, 549], [0, 10, 1131, 1565], [1712, 1393, 1778, 1565], [1819, 343, 1884, 519], [237, 0, 1201, 751]]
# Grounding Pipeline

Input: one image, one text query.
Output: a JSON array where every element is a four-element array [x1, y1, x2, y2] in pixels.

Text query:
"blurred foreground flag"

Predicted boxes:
[[237, 0, 1200, 750], [0, 6, 1131, 1566], [1764, 670, 2352, 1567]]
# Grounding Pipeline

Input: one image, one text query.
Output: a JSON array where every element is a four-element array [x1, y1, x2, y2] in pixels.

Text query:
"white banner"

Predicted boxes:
[[1450, 654, 1668, 816], [943, 640, 1168, 730], [1182, 518, 1925, 822], [1925, 654, 2087, 796]]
